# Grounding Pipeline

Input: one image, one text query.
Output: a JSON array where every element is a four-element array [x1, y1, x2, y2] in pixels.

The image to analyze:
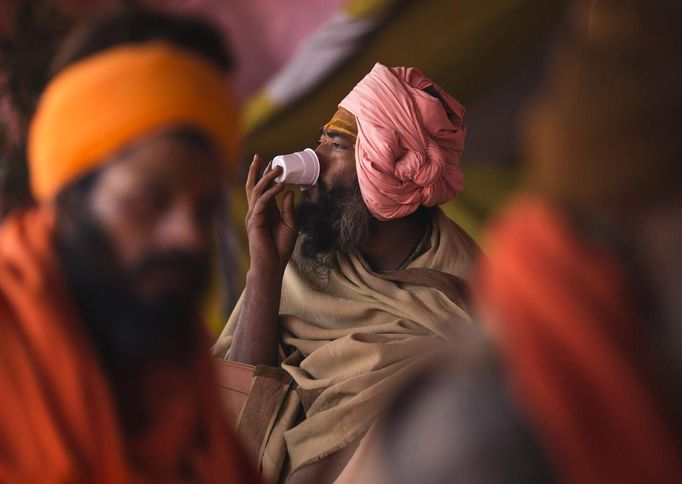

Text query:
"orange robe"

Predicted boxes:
[[0, 208, 257, 483], [478, 196, 682, 484]]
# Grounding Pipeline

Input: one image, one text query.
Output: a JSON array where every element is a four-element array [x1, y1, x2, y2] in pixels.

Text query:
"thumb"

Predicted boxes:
[[281, 191, 297, 231]]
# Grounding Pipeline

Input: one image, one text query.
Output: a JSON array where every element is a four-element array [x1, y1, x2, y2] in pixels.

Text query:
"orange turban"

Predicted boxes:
[[28, 41, 240, 202]]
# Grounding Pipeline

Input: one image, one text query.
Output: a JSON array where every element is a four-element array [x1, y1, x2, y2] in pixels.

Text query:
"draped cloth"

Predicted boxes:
[[477, 196, 682, 484], [0, 208, 256, 483], [338, 63, 466, 221], [214, 209, 479, 478]]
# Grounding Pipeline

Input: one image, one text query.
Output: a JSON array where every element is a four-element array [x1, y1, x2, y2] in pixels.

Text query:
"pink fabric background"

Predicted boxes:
[[153, 0, 346, 98], [1, 0, 345, 142]]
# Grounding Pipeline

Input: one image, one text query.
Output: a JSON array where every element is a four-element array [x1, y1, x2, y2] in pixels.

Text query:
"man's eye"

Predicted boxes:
[[197, 196, 221, 217], [332, 142, 346, 149], [140, 190, 170, 213]]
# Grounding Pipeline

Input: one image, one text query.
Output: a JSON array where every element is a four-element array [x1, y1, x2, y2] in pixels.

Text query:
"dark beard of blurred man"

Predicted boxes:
[[55, 208, 210, 369], [53, 178, 211, 436], [294, 178, 373, 276]]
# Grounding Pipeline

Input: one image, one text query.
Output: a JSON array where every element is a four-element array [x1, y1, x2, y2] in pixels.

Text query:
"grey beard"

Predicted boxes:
[[293, 181, 373, 278]]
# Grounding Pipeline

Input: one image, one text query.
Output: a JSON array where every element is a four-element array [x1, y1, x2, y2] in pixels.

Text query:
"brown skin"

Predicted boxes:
[[85, 129, 223, 306]]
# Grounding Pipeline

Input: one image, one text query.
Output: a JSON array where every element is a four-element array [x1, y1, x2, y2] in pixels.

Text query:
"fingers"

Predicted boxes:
[[249, 162, 282, 206], [246, 154, 276, 199], [245, 154, 261, 198], [251, 181, 285, 216], [281, 191, 297, 230]]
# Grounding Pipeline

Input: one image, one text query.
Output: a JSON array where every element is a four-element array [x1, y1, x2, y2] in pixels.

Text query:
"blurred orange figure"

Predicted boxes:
[[479, 1, 682, 483], [0, 7, 256, 483], [354, 2, 682, 484]]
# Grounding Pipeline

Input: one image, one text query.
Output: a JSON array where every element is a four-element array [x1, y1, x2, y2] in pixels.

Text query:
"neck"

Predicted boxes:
[[361, 209, 430, 272]]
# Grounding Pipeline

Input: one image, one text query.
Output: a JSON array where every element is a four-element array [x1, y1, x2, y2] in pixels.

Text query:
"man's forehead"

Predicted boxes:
[[320, 126, 356, 144], [323, 107, 358, 140], [103, 128, 222, 184]]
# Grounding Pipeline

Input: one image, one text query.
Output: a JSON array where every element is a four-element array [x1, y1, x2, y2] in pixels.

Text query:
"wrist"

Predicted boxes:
[[248, 253, 289, 275], [246, 266, 285, 290]]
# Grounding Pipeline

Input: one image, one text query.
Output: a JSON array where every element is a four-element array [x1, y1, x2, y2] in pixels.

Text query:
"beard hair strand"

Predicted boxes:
[[293, 179, 373, 277]]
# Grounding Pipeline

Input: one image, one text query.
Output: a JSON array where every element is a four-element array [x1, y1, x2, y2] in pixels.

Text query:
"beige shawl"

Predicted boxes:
[[214, 209, 479, 477]]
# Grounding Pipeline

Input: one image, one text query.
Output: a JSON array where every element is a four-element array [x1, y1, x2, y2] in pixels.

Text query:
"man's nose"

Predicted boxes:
[[157, 205, 208, 254], [314, 144, 329, 174]]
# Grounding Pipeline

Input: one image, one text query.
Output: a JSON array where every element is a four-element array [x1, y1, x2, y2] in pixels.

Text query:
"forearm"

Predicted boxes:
[[229, 153, 297, 366], [228, 268, 283, 366]]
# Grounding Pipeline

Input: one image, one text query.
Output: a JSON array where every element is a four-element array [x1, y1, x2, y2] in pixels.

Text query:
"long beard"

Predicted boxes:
[[293, 180, 373, 276], [54, 207, 211, 438]]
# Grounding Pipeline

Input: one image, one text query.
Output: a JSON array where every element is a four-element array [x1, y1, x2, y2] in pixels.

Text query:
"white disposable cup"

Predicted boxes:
[[271, 148, 320, 187]]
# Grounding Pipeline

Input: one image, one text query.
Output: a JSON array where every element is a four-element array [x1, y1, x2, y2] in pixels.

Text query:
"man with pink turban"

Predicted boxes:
[[214, 63, 480, 483]]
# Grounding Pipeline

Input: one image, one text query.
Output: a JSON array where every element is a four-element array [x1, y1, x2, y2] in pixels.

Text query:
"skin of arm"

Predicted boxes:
[[228, 154, 297, 366]]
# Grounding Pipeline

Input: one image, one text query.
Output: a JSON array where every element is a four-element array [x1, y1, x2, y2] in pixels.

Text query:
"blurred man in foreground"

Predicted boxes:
[[214, 63, 480, 483], [476, 1, 682, 481], [0, 8, 256, 482]]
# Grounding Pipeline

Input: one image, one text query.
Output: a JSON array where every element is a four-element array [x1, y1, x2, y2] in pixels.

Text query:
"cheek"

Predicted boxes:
[[89, 186, 155, 269], [322, 152, 357, 187], [344, 150, 357, 172]]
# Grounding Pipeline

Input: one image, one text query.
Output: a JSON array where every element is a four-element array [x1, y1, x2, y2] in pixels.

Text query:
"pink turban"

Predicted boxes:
[[339, 63, 466, 220]]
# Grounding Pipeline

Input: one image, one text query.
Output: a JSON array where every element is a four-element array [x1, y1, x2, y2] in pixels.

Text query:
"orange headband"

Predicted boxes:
[[28, 41, 240, 201], [324, 107, 357, 139]]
